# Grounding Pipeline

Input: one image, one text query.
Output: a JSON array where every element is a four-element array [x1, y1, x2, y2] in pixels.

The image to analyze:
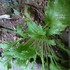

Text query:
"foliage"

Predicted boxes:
[[0, 0, 70, 70], [45, 0, 70, 35]]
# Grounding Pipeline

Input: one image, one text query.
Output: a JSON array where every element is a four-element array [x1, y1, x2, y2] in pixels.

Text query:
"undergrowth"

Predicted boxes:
[[0, 0, 70, 70]]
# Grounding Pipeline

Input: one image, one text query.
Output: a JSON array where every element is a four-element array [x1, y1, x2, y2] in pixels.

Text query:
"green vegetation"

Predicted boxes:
[[0, 0, 70, 70]]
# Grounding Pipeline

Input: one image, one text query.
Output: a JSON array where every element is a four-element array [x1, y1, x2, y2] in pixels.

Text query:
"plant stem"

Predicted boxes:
[[41, 41, 45, 70]]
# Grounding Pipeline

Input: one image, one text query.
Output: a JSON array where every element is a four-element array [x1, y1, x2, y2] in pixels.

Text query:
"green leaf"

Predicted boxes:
[[0, 61, 7, 70], [50, 60, 63, 70], [47, 39, 56, 45], [15, 25, 26, 37], [0, 43, 8, 49], [0, 42, 16, 49], [50, 62, 62, 70], [13, 1, 18, 6], [24, 6, 46, 38], [40, 38, 56, 46], [13, 9, 20, 15], [45, 0, 70, 35], [15, 39, 33, 52], [2, 3, 10, 7], [27, 21, 46, 38]]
